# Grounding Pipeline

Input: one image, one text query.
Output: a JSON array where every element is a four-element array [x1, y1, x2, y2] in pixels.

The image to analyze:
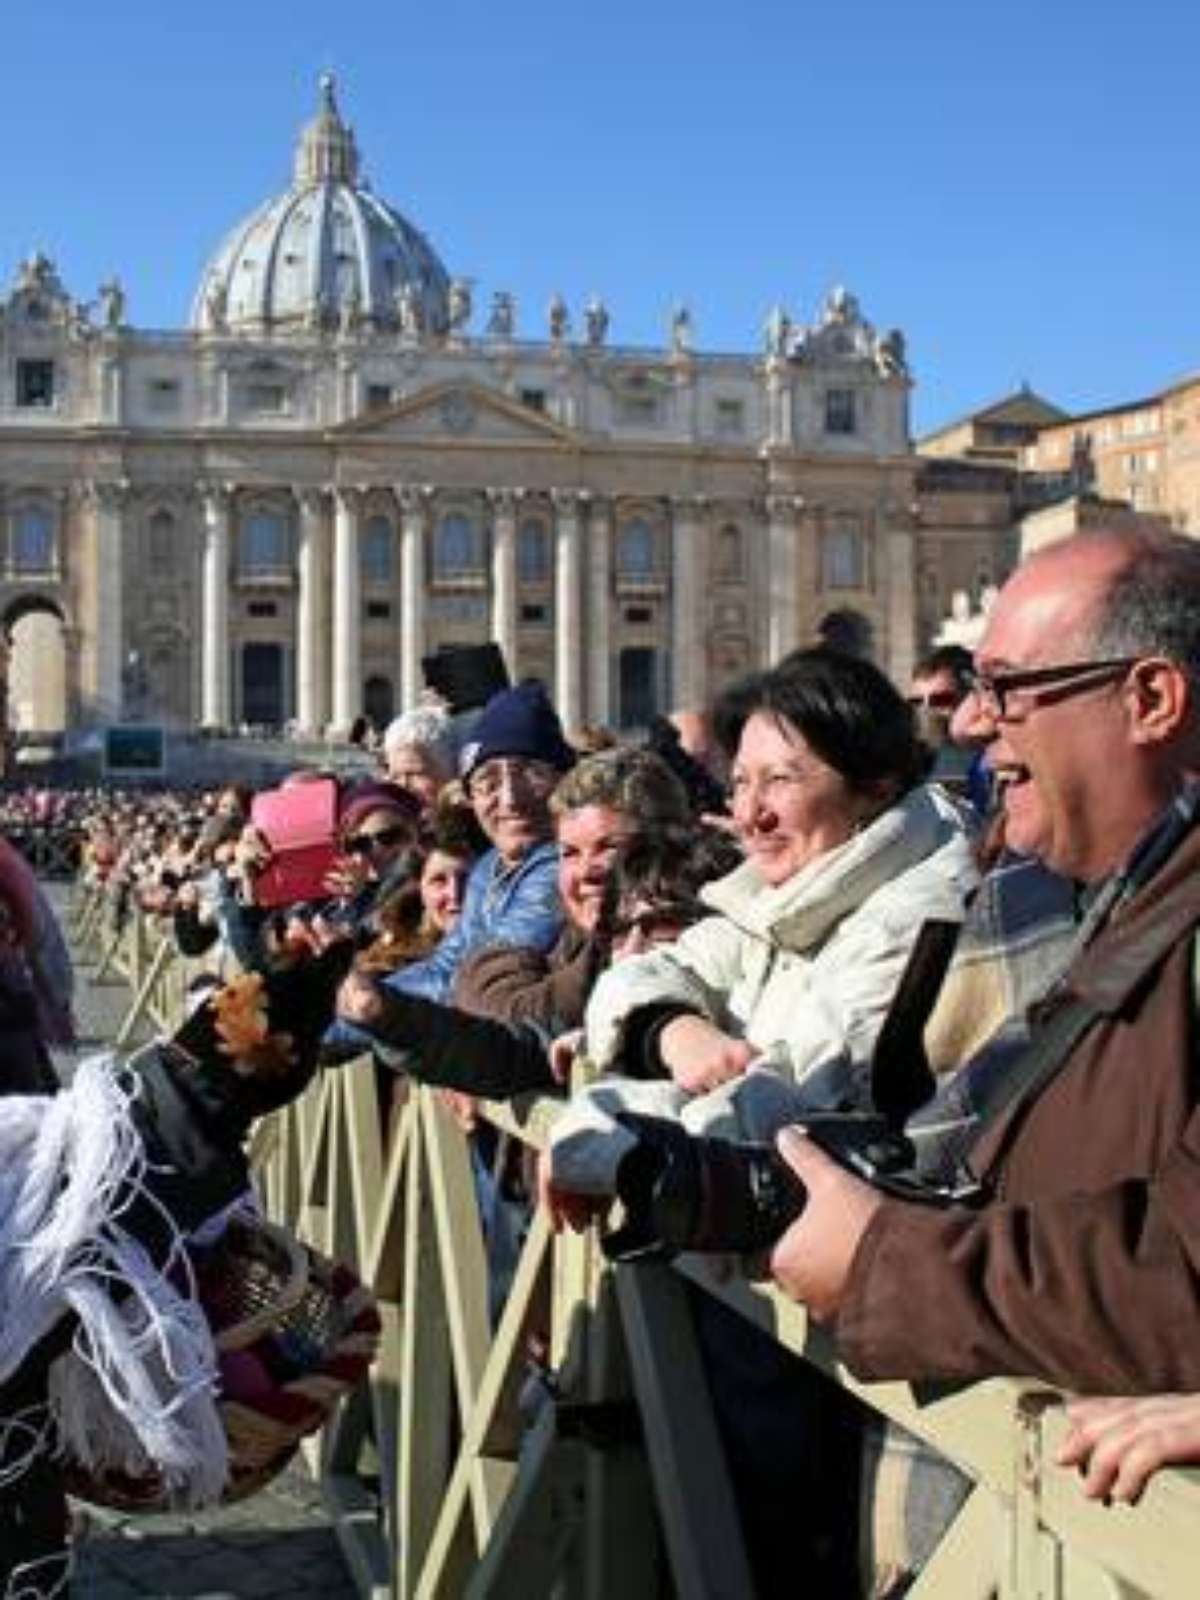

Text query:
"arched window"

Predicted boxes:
[[240, 509, 289, 575], [517, 519, 551, 583], [716, 524, 744, 579], [617, 517, 656, 579], [433, 512, 483, 578], [821, 519, 867, 590], [147, 510, 174, 574], [362, 515, 394, 583], [11, 506, 54, 573]]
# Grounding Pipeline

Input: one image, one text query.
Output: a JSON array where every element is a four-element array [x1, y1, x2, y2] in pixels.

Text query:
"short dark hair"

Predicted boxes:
[[912, 644, 974, 691], [715, 647, 924, 795]]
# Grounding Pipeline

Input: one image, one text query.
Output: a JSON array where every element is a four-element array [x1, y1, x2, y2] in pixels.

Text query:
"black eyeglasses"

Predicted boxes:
[[965, 656, 1139, 722], [346, 823, 411, 856]]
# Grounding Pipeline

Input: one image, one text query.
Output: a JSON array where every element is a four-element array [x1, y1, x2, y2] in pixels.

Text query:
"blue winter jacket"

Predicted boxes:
[[323, 840, 563, 1057]]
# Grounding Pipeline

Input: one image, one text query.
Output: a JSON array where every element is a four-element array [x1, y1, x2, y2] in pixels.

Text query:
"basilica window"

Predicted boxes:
[[714, 398, 745, 438], [715, 524, 745, 580], [15, 360, 54, 409], [432, 512, 484, 581], [824, 388, 857, 436], [147, 510, 175, 574], [362, 515, 394, 583], [245, 383, 287, 414], [616, 517, 661, 581], [517, 519, 551, 583], [9, 505, 54, 573], [239, 509, 290, 577], [821, 519, 868, 590], [146, 377, 181, 415]]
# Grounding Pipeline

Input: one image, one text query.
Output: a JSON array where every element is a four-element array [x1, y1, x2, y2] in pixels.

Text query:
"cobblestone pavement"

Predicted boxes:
[[72, 1463, 360, 1599], [53, 884, 362, 1599]]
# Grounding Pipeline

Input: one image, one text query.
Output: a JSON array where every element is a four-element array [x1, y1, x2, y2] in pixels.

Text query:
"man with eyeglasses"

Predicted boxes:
[[767, 527, 1200, 1399], [324, 682, 574, 1057], [907, 644, 991, 813]]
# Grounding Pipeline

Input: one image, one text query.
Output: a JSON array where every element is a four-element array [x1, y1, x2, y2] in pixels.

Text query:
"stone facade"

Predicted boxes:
[[0, 80, 928, 736]]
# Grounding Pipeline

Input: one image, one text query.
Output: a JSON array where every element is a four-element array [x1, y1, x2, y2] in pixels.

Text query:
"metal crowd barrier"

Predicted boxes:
[[69, 891, 1200, 1599]]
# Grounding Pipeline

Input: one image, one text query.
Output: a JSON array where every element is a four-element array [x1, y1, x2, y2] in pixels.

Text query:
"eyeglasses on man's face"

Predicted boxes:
[[965, 656, 1139, 721], [469, 758, 559, 802]]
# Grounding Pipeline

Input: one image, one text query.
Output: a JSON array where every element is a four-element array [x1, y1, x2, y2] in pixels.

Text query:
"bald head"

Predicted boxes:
[[1020, 529, 1200, 672]]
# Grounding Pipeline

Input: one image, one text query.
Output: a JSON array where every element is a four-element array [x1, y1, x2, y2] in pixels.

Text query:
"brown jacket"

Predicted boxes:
[[452, 924, 603, 1033], [837, 819, 1200, 1393]]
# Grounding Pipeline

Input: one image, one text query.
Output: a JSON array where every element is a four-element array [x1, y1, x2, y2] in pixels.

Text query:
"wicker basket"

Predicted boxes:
[[65, 1215, 381, 1512]]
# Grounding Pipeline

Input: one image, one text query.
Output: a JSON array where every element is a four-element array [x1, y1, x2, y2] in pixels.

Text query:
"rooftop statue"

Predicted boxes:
[[584, 296, 609, 347]]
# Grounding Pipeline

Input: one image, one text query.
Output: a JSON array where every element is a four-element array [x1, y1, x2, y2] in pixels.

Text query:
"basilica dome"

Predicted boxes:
[[191, 76, 451, 335]]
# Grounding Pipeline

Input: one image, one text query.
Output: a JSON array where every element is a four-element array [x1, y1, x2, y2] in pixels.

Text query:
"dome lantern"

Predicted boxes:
[[294, 73, 360, 187]]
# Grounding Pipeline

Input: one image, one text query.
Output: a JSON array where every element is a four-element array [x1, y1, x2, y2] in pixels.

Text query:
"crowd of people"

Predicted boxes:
[[3, 524, 1200, 1595]]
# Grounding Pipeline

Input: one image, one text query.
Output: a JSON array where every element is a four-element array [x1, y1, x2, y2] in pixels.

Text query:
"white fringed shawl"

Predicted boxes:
[[0, 1054, 228, 1505]]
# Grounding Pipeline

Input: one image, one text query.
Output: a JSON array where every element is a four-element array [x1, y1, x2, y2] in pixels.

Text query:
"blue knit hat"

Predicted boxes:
[[459, 683, 575, 781]]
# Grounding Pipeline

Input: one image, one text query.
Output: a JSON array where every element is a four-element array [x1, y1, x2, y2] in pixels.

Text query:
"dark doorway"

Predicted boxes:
[[618, 647, 659, 730], [241, 642, 285, 728], [364, 674, 394, 731]]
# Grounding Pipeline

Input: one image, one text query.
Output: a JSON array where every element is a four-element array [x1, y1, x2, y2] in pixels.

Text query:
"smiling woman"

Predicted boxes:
[[571, 647, 979, 1132]]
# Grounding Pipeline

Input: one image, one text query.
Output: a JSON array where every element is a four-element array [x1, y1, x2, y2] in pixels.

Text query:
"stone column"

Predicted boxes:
[[885, 508, 918, 687], [330, 487, 363, 734], [766, 494, 803, 665], [199, 483, 232, 729], [398, 486, 430, 709], [586, 496, 613, 725], [553, 490, 585, 730], [295, 487, 329, 735], [795, 501, 822, 649], [88, 480, 129, 723], [670, 495, 708, 711], [489, 488, 520, 679]]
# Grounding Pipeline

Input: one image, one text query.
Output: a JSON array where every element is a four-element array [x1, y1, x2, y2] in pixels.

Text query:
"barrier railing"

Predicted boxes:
[[70, 893, 1200, 1598]]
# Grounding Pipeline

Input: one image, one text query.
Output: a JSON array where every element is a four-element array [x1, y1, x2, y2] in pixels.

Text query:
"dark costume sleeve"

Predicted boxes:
[[355, 986, 557, 1098]]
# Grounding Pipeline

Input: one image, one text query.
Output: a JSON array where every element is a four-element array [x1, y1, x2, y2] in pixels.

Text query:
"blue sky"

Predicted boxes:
[[3, 0, 1194, 432]]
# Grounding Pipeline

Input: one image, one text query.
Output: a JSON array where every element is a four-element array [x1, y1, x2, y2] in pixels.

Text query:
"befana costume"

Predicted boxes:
[[0, 948, 364, 1598]]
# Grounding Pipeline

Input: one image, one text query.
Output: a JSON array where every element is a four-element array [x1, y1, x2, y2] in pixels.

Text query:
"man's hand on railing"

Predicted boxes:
[[767, 1127, 882, 1322], [1057, 1394, 1200, 1505]]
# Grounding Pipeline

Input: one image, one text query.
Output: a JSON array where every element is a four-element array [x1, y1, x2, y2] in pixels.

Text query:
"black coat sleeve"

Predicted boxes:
[[362, 987, 558, 1098]]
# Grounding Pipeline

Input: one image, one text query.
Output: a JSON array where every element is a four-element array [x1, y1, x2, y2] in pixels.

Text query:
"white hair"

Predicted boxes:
[[383, 703, 458, 768]]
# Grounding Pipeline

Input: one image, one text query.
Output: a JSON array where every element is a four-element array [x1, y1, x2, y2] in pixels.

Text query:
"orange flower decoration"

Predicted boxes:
[[211, 972, 297, 1080]]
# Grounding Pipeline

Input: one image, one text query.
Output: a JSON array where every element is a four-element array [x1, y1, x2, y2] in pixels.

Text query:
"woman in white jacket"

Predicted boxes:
[[553, 647, 980, 1170]]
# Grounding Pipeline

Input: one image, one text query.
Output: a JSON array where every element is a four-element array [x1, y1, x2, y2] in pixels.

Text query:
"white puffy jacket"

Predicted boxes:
[[584, 783, 978, 1122]]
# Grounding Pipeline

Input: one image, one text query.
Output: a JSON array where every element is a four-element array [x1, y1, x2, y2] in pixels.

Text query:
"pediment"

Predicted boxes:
[[332, 381, 578, 446]]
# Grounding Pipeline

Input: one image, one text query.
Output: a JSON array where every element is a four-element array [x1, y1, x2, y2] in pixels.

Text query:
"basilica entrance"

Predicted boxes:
[[240, 642, 286, 729], [4, 595, 68, 735]]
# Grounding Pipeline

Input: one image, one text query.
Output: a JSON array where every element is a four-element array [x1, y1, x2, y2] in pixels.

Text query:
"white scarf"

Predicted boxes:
[[0, 1054, 227, 1506]]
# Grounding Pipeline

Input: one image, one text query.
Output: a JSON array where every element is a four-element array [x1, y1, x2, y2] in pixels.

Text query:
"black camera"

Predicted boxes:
[[602, 1110, 924, 1263]]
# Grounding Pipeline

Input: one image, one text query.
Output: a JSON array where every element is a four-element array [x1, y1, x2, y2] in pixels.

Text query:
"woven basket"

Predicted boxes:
[[65, 1215, 381, 1512]]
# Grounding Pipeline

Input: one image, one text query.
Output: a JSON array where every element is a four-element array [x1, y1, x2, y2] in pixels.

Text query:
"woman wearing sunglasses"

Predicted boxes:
[[324, 779, 424, 916]]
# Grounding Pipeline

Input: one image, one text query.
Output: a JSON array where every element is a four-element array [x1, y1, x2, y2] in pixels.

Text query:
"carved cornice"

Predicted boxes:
[[82, 478, 132, 513], [395, 483, 434, 521], [294, 485, 331, 516], [486, 487, 522, 520], [764, 493, 805, 523]]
